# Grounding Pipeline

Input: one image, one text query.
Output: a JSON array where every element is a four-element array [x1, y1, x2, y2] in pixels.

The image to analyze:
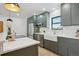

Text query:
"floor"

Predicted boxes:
[[38, 46, 58, 56]]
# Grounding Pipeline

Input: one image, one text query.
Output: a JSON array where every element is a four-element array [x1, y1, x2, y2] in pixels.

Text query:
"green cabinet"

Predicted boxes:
[[58, 37, 69, 55], [58, 36, 79, 56], [71, 3, 79, 25], [44, 39, 57, 53], [68, 39, 79, 56], [36, 12, 49, 27], [61, 3, 71, 26], [2, 45, 38, 56], [33, 33, 44, 47], [61, 3, 79, 26]]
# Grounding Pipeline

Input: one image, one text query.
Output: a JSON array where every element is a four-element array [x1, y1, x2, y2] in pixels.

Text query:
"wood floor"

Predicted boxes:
[[38, 46, 58, 56]]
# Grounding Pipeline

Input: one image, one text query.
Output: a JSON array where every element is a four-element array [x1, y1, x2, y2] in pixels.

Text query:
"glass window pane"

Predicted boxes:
[[53, 17, 61, 23], [51, 16, 62, 29], [53, 23, 62, 29]]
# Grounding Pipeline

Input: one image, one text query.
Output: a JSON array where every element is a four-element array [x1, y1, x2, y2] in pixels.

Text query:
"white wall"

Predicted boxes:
[[49, 9, 60, 29], [40, 8, 79, 40], [0, 16, 27, 40], [40, 9, 62, 39]]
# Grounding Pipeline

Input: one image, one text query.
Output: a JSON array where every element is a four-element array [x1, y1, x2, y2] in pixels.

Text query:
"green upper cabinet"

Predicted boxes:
[[27, 16, 35, 23], [61, 3, 72, 26], [42, 12, 49, 27], [61, 3, 79, 26], [36, 12, 49, 27], [27, 12, 49, 28], [71, 3, 79, 25]]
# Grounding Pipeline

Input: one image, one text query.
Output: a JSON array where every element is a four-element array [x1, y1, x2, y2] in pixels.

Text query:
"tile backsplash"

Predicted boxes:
[[62, 26, 79, 36], [40, 25, 79, 39]]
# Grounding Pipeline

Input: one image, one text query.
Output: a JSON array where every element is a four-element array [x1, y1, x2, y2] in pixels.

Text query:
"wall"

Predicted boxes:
[[0, 16, 27, 40], [40, 8, 79, 40], [40, 9, 62, 40]]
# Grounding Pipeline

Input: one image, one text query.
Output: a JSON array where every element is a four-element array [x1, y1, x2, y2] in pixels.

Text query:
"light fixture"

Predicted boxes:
[[4, 3, 20, 12], [42, 8, 46, 11], [40, 15, 43, 18], [52, 8, 56, 11], [34, 13, 37, 15]]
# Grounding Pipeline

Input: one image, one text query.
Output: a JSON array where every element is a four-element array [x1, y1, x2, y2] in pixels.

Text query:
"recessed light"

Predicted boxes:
[[40, 15, 43, 18], [52, 8, 56, 10], [34, 13, 37, 15], [42, 8, 46, 11]]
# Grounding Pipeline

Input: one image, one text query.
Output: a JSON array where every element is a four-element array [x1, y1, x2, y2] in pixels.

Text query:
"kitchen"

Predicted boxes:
[[0, 3, 79, 56], [27, 3, 79, 56]]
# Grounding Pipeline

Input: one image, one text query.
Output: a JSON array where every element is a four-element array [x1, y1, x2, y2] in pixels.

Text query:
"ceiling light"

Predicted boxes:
[[34, 13, 37, 15], [42, 8, 46, 11], [40, 15, 43, 18], [52, 8, 56, 11], [11, 4, 15, 7], [4, 3, 20, 12]]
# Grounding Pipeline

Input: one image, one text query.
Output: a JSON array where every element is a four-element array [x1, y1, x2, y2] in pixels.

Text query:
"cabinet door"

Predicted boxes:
[[68, 39, 79, 56], [42, 13, 48, 27], [71, 3, 79, 25], [39, 35, 44, 47], [61, 4, 71, 26], [33, 34, 44, 47], [58, 37, 69, 56], [37, 15, 42, 25], [36, 12, 49, 27], [44, 39, 50, 48], [58, 40, 67, 55], [50, 41, 57, 53], [33, 34, 37, 40], [44, 39, 57, 53]]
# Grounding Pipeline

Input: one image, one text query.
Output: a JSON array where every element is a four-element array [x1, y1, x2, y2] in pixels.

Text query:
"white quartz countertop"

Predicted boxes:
[[1, 37, 40, 54], [57, 35, 79, 40], [34, 33, 44, 35]]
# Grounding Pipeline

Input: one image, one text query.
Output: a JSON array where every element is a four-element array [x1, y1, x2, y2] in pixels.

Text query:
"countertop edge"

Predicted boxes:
[[1, 42, 39, 55]]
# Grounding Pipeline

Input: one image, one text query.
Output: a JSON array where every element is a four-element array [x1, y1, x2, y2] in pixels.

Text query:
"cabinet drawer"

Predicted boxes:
[[44, 39, 57, 53]]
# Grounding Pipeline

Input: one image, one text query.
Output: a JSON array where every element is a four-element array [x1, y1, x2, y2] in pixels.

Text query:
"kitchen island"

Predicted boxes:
[[0, 37, 40, 56]]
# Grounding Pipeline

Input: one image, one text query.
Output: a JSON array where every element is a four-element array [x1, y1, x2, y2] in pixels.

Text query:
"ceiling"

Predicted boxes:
[[0, 3, 60, 19]]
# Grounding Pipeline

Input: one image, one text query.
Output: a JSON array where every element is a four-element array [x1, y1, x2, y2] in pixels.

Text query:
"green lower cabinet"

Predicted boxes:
[[58, 36, 79, 56], [44, 39, 57, 53], [33, 33, 44, 47], [58, 37, 69, 56], [68, 39, 79, 56]]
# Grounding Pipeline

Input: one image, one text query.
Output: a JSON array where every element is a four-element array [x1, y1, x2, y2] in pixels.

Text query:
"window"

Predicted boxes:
[[51, 16, 62, 29]]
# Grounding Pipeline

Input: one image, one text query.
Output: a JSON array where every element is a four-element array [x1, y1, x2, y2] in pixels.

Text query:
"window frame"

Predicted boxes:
[[51, 16, 63, 30]]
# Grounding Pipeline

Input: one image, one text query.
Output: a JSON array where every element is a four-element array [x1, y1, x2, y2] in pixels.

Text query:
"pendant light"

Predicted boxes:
[[4, 3, 20, 12]]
